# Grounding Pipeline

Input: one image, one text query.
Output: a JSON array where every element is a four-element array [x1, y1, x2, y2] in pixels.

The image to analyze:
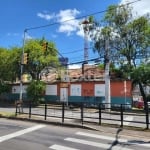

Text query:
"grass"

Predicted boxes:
[[0, 111, 16, 117]]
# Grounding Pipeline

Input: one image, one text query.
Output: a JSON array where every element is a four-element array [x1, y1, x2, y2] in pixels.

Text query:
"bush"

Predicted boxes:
[[26, 80, 46, 105]]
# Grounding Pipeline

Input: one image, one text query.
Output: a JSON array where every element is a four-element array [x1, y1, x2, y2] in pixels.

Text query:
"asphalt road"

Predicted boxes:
[[0, 118, 150, 150]]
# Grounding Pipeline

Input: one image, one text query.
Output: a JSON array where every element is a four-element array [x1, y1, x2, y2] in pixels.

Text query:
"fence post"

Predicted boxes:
[[62, 102, 65, 123], [145, 104, 149, 129], [45, 103, 47, 120], [81, 102, 84, 125], [120, 104, 123, 127], [29, 101, 31, 119], [15, 104, 18, 116], [99, 103, 102, 125]]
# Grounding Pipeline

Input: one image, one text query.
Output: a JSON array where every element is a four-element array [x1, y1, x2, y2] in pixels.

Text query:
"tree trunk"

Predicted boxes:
[[138, 82, 147, 109]]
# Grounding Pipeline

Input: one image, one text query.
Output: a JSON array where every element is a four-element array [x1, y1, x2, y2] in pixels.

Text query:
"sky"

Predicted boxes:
[[0, 0, 150, 67]]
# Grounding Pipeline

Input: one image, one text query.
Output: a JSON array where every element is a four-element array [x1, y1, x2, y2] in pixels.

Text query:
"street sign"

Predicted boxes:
[[59, 57, 68, 66]]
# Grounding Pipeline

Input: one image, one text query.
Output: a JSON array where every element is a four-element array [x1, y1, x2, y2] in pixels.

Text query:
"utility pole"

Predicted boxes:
[[19, 29, 27, 102], [105, 37, 111, 110]]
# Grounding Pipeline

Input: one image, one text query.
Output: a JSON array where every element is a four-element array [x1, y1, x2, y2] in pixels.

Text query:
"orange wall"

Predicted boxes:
[[57, 80, 132, 97], [82, 82, 94, 96], [111, 81, 132, 97]]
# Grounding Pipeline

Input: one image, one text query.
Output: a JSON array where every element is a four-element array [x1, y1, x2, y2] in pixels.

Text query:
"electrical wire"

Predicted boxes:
[[61, 46, 93, 55], [25, 0, 141, 31], [23, 0, 142, 64]]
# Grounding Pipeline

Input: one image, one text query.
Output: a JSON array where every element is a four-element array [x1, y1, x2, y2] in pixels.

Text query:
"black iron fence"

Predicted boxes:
[[15, 102, 150, 129]]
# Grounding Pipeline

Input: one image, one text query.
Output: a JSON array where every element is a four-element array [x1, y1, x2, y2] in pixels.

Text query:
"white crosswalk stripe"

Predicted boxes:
[[76, 131, 127, 142], [76, 131, 150, 148], [49, 144, 79, 150], [49, 131, 150, 150], [65, 137, 133, 150], [0, 124, 46, 143]]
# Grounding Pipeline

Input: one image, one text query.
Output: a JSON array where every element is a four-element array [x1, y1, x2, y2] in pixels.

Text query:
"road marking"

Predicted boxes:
[[76, 131, 127, 142], [0, 124, 46, 143], [65, 137, 133, 150], [49, 144, 79, 150], [76, 131, 150, 148]]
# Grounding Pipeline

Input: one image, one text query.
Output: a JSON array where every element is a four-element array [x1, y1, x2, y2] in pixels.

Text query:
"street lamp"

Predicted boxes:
[[19, 29, 27, 102]]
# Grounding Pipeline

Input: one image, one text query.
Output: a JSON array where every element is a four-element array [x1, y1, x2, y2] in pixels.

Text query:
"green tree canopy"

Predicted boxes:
[[26, 80, 46, 105], [23, 38, 59, 80], [131, 63, 150, 86], [90, 4, 150, 107], [91, 4, 150, 68], [0, 47, 21, 82]]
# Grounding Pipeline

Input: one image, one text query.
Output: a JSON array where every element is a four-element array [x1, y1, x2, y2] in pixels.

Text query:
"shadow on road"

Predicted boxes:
[[107, 128, 123, 150], [107, 127, 150, 150]]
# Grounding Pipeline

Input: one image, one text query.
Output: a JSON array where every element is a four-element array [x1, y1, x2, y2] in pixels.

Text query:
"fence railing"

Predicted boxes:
[[15, 102, 150, 129]]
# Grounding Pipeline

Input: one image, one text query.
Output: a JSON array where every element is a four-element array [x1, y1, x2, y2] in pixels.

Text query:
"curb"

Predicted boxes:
[[1, 116, 98, 131], [1, 115, 150, 140]]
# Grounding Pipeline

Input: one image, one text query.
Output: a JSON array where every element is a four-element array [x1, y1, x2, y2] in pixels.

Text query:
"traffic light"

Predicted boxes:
[[42, 42, 48, 51], [23, 53, 29, 64]]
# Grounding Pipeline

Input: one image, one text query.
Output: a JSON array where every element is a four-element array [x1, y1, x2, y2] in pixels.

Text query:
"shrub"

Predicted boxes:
[[26, 80, 46, 105]]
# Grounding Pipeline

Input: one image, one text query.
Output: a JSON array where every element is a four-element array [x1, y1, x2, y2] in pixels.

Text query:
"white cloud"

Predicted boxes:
[[76, 29, 84, 37], [56, 9, 81, 36], [25, 33, 33, 40], [37, 9, 81, 36], [22, 33, 33, 40], [68, 64, 81, 69], [120, 0, 150, 16], [37, 12, 55, 21]]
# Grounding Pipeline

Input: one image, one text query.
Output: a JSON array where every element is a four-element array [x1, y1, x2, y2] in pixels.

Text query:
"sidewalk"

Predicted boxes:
[[6, 113, 150, 141], [0, 106, 150, 141], [84, 123, 150, 141]]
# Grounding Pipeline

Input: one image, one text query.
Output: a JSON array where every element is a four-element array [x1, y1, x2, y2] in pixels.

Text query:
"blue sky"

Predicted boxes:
[[0, 0, 149, 66]]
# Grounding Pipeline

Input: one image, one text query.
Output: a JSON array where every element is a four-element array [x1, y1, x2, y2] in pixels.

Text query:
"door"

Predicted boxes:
[[60, 88, 68, 102]]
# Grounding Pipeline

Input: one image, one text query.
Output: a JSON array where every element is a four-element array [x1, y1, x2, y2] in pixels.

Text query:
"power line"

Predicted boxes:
[[61, 48, 84, 55], [23, 0, 143, 64], [68, 57, 101, 65], [23, 0, 141, 63], [61, 46, 93, 55], [25, 0, 141, 31]]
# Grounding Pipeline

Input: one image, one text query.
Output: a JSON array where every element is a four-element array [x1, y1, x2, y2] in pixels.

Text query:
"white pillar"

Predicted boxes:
[[104, 38, 111, 111], [105, 62, 111, 110]]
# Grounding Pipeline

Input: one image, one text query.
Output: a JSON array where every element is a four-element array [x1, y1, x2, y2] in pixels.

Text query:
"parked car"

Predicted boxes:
[[135, 100, 144, 109]]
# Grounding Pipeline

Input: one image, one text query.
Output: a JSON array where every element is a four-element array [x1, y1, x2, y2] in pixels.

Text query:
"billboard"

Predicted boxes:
[[59, 57, 68, 67]]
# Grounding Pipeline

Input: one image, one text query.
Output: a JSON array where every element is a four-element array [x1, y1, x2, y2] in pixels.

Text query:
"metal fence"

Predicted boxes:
[[15, 102, 150, 129]]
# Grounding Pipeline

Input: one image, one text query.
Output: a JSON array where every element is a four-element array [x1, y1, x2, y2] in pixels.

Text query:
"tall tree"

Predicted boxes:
[[0, 47, 21, 82], [23, 38, 59, 80], [0, 48, 9, 81], [131, 63, 150, 104], [90, 4, 150, 107], [8, 47, 22, 81]]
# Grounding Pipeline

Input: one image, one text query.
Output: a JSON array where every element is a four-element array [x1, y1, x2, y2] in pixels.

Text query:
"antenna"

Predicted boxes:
[[81, 19, 90, 62]]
